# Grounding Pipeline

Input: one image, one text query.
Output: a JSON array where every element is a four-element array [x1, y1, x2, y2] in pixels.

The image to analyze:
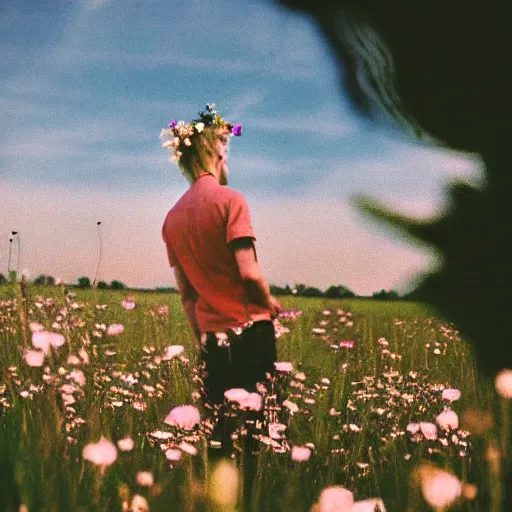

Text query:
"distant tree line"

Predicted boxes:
[[269, 283, 408, 300], [77, 277, 127, 290], [0, 273, 407, 300]]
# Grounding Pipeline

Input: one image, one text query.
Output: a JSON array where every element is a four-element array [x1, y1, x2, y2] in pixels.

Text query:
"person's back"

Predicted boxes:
[[162, 173, 271, 332]]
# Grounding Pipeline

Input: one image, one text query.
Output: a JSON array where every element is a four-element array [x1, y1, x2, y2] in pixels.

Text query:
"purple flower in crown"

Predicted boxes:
[[231, 124, 242, 136], [169, 120, 177, 129]]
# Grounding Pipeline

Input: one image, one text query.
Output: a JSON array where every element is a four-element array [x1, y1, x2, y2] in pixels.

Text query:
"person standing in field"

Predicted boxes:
[[160, 104, 282, 438]]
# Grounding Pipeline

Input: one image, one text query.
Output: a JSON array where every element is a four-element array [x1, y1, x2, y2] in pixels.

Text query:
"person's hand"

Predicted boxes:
[[269, 295, 283, 319]]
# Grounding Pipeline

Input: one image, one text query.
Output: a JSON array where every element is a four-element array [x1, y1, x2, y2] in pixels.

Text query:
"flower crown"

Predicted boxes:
[[160, 103, 242, 162]]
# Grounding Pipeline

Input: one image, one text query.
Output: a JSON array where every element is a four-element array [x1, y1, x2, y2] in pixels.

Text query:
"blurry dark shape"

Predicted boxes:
[[33, 274, 55, 286], [110, 280, 126, 290], [325, 285, 356, 298], [371, 289, 400, 301], [11, 232, 17, 236], [97, 280, 108, 289], [97, 221, 101, 225], [276, 1, 512, 378], [77, 276, 91, 288], [0, 273, 6, 285]]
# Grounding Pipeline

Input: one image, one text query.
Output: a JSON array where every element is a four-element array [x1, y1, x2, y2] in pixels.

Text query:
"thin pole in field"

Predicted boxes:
[[11, 231, 19, 280], [92, 221, 103, 288], [7, 237, 13, 276]]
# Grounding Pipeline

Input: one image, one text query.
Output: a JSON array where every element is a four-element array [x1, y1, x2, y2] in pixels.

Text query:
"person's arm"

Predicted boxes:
[[173, 262, 201, 345], [230, 237, 282, 317]]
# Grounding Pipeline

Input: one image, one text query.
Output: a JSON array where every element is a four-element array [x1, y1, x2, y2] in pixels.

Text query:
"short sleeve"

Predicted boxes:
[[162, 224, 177, 267], [226, 193, 256, 244]]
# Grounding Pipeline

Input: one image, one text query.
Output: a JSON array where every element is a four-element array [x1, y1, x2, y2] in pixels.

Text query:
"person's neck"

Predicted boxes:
[[198, 170, 218, 181]]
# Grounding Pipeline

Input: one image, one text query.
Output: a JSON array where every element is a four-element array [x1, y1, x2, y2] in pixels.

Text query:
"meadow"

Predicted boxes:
[[0, 282, 506, 512]]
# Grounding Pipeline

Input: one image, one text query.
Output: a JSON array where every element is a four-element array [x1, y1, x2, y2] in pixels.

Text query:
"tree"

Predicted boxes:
[[293, 284, 307, 295], [301, 286, 324, 297], [110, 280, 126, 290], [97, 281, 108, 289], [269, 284, 292, 295], [325, 285, 356, 298], [372, 289, 400, 300], [0, 273, 6, 285], [33, 274, 55, 286], [77, 276, 91, 288]]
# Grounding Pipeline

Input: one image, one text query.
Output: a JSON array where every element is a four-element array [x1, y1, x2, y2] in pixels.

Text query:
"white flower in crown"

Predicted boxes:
[[195, 122, 205, 133]]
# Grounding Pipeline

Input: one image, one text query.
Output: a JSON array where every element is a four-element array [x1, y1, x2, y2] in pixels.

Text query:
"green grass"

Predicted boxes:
[[0, 283, 505, 511]]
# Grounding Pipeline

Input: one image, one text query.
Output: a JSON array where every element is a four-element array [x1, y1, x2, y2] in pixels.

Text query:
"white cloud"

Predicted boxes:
[[86, 0, 112, 9], [245, 112, 358, 137], [305, 137, 485, 218]]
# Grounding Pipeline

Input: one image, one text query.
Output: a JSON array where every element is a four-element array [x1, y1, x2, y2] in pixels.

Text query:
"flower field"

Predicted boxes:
[[0, 282, 507, 511]]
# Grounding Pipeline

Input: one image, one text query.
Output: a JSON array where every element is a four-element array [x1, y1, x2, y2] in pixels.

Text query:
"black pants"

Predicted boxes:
[[200, 320, 277, 406]]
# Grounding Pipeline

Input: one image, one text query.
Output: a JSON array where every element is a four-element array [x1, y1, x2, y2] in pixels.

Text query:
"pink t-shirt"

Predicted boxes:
[[162, 174, 271, 332]]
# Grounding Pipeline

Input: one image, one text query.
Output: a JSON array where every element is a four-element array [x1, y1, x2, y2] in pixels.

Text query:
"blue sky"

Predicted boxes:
[[1, 0, 484, 294]]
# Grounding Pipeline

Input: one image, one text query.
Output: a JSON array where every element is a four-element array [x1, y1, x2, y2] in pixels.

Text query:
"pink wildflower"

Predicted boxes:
[[121, 300, 136, 310], [419, 422, 438, 440], [82, 436, 118, 472], [318, 486, 354, 512], [274, 361, 293, 372], [239, 392, 263, 411], [268, 422, 287, 439], [117, 437, 134, 451], [420, 466, 462, 510], [436, 409, 459, 430], [441, 388, 461, 402], [32, 331, 65, 354], [136, 471, 154, 486], [179, 442, 198, 455], [165, 449, 182, 461], [164, 405, 201, 430], [24, 349, 45, 367], [224, 388, 249, 402], [162, 345, 184, 360], [283, 400, 299, 413], [130, 495, 149, 512], [351, 499, 387, 511], [70, 369, 86, 386], [106, 324, 124, 336], [291, 446, 311, 462], [495, 369, 512, 399], [407, 422, 420, 434]]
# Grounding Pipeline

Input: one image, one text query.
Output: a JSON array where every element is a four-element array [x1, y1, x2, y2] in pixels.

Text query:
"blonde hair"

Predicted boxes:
[[177, 128, 229, 183]]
